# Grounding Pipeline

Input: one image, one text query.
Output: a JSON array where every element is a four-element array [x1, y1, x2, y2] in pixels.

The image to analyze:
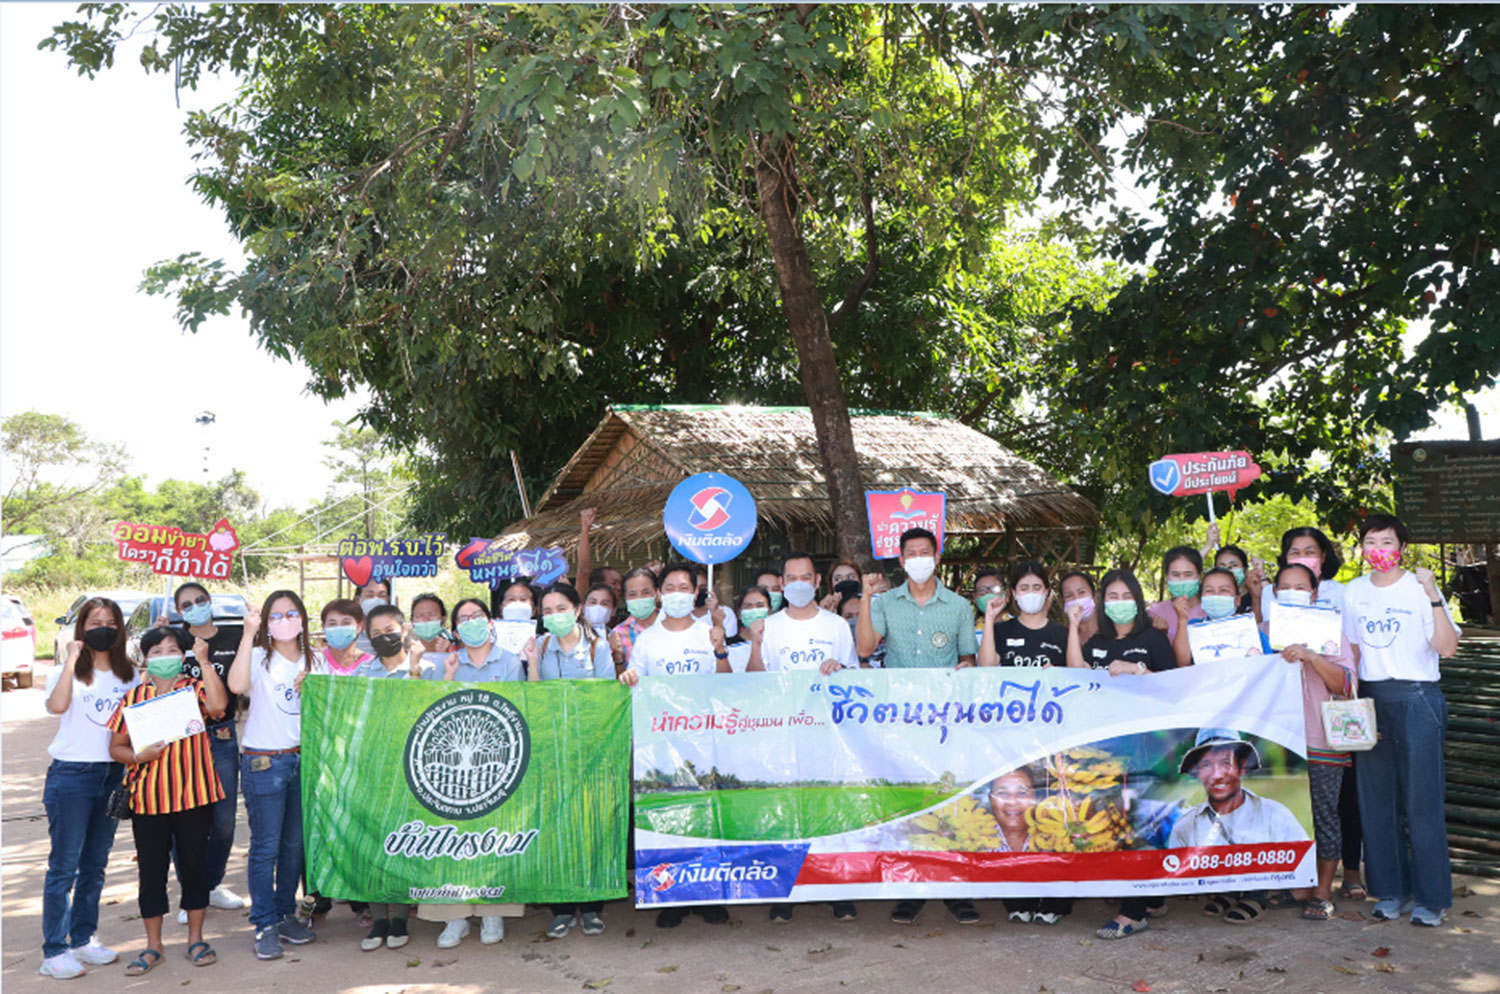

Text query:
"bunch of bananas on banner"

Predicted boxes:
[[1026, 747, 1131, 852], [905, 795, 1002, 851]]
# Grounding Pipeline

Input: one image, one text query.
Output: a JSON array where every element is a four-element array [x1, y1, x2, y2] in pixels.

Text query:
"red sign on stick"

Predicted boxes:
[[865, 489, 946, 560], [113, 517, 240, 579], [1147, 451, 1262, 499]]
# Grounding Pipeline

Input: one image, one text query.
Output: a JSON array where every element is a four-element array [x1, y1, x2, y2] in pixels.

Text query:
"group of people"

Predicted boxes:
[[37, 509, 1460, 977]]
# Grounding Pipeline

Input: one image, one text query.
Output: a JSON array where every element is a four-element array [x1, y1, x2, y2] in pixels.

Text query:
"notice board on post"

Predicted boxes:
[[1391, 440, 1500, 541]]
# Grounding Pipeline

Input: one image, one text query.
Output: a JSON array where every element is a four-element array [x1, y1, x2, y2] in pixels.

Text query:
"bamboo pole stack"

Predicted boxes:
[[1442, 630, 1500, 878]]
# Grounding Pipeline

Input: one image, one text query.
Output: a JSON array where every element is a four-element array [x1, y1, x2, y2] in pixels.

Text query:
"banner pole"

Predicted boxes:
[[1206, 491, 1218, 548]]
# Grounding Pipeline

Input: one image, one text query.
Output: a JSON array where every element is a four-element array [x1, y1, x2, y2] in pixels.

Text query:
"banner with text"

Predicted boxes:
[[633, 661, 1315, 905], [304, 675, 630, 904]]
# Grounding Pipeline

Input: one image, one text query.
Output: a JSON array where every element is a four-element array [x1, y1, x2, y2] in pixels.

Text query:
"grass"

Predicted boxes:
[[634, 784, 952, 840]]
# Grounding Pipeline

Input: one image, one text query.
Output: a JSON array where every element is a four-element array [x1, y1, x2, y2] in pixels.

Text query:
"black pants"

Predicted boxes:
[[1004, 898, 1074, 915], [133, 805, 214, 920], [551, 902, 603, 916], [1118, 895, 1165, 921], [1338, 759, 1363, 872]]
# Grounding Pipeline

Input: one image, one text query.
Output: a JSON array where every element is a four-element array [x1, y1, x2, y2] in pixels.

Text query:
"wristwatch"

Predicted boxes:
[[1136, 661, 1147, 675], [1430, 599, 1443, 608]]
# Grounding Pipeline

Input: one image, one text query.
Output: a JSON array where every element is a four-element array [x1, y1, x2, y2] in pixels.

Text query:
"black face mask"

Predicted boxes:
[[82, 626, 118, 651], [370, 632, 406, 659]]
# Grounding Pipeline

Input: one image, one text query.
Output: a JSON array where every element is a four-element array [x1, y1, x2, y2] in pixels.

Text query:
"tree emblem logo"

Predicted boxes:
[[404, 690, 530, 820]]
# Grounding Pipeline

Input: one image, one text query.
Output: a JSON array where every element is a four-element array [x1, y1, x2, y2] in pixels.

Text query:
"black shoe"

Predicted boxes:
[[945, 899, 980, 925], [830, 902, 858, 921], [769, 905, 794, 923], [694, 905, 730, 925], [891, 900, 924, 925], [656, 908, 687, 929]]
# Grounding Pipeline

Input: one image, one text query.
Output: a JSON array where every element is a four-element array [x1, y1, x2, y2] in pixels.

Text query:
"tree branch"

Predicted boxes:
[[827, 187, 878, 331]]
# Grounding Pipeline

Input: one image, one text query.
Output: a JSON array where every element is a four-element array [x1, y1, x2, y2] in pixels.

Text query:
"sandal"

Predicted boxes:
[[125, 948, 163, 976], [185, 941, 217, 966], [1301, 899, 1335, 921], [1339, 882, 1367, 901], [1224, 898, 1266, 924], [1203, 895, 1234, 917], [1262, 891, 1300, 911], [1096, 918, 1148, 940]]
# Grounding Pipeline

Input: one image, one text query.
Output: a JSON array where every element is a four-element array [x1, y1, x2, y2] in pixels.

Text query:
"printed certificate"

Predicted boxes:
[[122, 687, 203, 752]]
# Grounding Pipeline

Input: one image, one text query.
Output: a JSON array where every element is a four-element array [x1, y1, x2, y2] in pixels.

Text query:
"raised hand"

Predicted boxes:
[[580, 506, 598, 529], [861, 572, 884, 596], [65, 639, 83, 662], [242, 605, 262, 637], [521, 637, 539, 668], [192, 637, 210, 662], [1172, 595, 1192, 619], [443, 652, 460, 681], [154, 613, 170, 629], [1413, 567, 1441, 598], [984, 594, 1005, 627], [1067, 603, 1084, 628]]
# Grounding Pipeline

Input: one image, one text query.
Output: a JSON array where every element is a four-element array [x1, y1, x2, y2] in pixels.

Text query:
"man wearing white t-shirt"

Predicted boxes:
[[1341, 513, 1460, 928], [760, 552, 857, 676]]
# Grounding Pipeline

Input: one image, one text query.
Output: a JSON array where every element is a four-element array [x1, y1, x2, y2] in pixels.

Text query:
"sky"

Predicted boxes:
[[2, 4, 1495, 522]]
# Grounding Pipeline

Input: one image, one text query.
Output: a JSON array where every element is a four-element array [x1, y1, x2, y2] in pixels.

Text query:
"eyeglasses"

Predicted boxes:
[[975, 585, 1004, 596], [179, 595, 210, 610], [268, 610, 302, 621], [456, 612, 489, 624]]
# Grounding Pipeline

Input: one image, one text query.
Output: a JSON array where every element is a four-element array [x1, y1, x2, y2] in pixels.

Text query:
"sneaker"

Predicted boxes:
[[436, 920, 470, 949], [209, 886, 247, 910], [769, 905, 794, 923], [386, 919, 410, 949], [1033, 912, 1063, 926], [547, 914, 576, 939], [695, 906, 729, 925], [1411, 905, 1446, 927], [655, 908, 686, 929], [580, 912, 605, 936], [71, 938, 118, 965], [38, 951, 86, 979], [278, 916, 317, 944], [177, 909, 189, 925], [1008, 910, 1033, 924], [1372, 898, 1414, 921], [254, 928, 283, 961], [830, 902, 857, 922], [480, 915, 505, 944], [361, 919, 390, 952]]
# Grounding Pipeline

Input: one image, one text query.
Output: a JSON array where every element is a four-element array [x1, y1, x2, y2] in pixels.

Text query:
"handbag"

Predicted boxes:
[[1320, 696, 1378, 752], [105, 783, 133, 820]]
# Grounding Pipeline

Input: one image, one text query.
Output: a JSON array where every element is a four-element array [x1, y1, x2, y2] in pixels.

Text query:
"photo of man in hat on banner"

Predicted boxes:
[[1168, 728, 1309, 849]]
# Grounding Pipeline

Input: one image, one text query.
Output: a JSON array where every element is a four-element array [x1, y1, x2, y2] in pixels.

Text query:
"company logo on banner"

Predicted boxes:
[[113, 517, 239, 578], [404, 690, 530, 820], [664, 473, 757, 564], [865, 489, 946, 559], [633, 844, 807, 904], [453, 539, 569, 588], [1148, 451, 1262, 498], [338, 533, 447, 587]]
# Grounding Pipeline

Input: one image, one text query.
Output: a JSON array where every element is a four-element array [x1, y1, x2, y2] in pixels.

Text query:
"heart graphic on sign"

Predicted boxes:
[[342, 556, 374, 587], [1148, 459, 1181, 495]]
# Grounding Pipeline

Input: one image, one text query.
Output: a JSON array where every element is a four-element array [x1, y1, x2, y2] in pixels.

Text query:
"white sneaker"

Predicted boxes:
[[38, 951, 86, 979], [209, 886, 247, 910], [70, 938, 117, 966], [436, 919, 470, 949], [480, 915, 505, 944], [177, 909, 189, 925]]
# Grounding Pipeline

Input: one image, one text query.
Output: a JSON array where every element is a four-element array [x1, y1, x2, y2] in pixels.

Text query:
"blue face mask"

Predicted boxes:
[[457, 616, 492, 647], [323, 624, 358, 650], [1201, 594, 1237, 620], [180, 601, 213, 626], [412, 620, 443, 641]]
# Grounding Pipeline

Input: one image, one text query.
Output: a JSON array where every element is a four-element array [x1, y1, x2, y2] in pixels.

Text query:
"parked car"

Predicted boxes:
[[52, 589, 154, 666], [1, 595, 38, 687], [125, 593, 248, 665]]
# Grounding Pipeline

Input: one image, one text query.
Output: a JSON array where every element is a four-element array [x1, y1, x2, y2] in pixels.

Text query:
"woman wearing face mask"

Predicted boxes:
[[818, 560, 860, 611], [227, 591, 319, 960], [38, 598, 139, 979], [1257, 564, 1358, 921], [408, 593, 451, 656], [1208, 543, 1254, 614], [582, 583, 618, 636], [609, 567, 661, 673], [1059, 572, 1099, 644], [493, 578, 539, 626], [1342, 513, 1459, 927], [972, 568, 1006, 646], [723, 585, 771, 672], [415, 597, 524, 945], [107, 628, 228, 974], [1147, 546, 1206, 644], [1171, 567, 1268, 666], [979, 562, 1067, 668], [352, 580, 393, 655], [1254, 526, 1345, 621], [315, 600, 373, 676]]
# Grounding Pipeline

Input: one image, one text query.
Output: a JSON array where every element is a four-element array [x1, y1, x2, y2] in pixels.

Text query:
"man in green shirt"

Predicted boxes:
[[854, 526, 981, 926]]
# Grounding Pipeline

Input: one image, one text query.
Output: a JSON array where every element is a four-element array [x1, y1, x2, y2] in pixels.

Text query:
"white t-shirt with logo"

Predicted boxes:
[[1342, 572, 1459, 683], [243, 646, 306, 750], [45, 665, 140, 762], [760, 609, 858, 671], [693, 608, 739, 638], [628, 621, 718, 678]]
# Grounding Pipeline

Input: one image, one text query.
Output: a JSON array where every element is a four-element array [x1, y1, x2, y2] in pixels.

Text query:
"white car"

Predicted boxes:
[[52, 589, 153, 665], [1, 596, 37, 687]]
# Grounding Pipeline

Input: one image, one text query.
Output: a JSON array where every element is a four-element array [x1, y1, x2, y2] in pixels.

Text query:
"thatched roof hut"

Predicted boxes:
[[494, 405, 1098, 579]]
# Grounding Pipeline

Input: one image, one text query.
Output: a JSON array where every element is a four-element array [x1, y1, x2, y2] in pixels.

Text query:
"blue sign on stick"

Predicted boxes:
[[663, 472, 757, 565]]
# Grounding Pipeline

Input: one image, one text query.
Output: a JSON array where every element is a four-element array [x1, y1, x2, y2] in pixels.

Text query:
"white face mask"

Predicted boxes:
[[501, 601, 533, 621], [1016, 592, 1047, 615], [783, 580, 817, 608], [583, 604, 612, 627], [660, 591, 695, 619], [903, 556, 936, 584], [1275, 588, 1313, 607], [360, 597, 387, 617]]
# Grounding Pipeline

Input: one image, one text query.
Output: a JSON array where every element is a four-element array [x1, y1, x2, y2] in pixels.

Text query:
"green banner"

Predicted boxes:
[[302, 675, 630, 904]]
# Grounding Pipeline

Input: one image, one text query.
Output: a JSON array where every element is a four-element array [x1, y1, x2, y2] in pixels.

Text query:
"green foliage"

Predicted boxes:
[[2, 411, 125, 535]]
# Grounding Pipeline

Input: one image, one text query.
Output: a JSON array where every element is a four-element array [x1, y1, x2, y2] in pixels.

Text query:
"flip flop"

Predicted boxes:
[[1096, 918, 1148, 940], [125, 949, 163, 976], [1301, 899, 1335, 921], [1262, 891, 1300, 911], [1203, 895, 1234, 917], [1338, 882, 1367, 901], [185, 941, 217, 966]]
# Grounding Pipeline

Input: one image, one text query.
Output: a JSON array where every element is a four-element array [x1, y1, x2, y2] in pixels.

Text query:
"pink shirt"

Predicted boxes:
[[1147, 600, 1205, 643], [1258, 621, 1357, 752]]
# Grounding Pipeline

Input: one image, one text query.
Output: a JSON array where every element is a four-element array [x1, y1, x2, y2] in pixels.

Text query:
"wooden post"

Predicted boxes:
[[1488, 540, 1500, 624], [298, 545, 306, 603]]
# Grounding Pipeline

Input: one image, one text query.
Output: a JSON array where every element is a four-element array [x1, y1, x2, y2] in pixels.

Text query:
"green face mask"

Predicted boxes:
[[147, 654, 183, 679], [767, 591, 785, 612], [976, 593, 997, 612], [1229, 567, 1246, 585], [1166, 579, 1201, 599], [1104, 600, 1139, 625], [412, 620, 443, 641], [542, 611, 577, 638], [626, 597, 656, 620], [740, 607, 769, 626]]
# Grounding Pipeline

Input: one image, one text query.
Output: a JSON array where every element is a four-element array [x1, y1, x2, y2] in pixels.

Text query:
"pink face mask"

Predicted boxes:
[[1363, 547, 1401, 572], [1064, 596, 1095, 619], [268, 617, 302, 642], [1288, 555, 1322, 576]]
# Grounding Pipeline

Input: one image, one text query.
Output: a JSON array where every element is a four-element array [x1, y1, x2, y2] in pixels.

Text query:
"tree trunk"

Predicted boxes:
[[755, 136, 872, 561]]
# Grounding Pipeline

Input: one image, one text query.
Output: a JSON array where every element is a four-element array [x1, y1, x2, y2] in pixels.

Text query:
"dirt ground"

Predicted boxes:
[[3, 666, 1497, 994]]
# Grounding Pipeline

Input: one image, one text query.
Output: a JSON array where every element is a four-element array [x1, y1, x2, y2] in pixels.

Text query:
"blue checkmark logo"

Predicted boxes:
[[1148, 459, 1181, 495]]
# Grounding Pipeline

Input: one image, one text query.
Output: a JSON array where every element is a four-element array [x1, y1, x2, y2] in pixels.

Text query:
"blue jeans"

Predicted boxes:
[[1356, 680, 1452, 910], [241, 752, 303, 930], [41, 760, 123, 958], [173, 723, 238, 893]]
